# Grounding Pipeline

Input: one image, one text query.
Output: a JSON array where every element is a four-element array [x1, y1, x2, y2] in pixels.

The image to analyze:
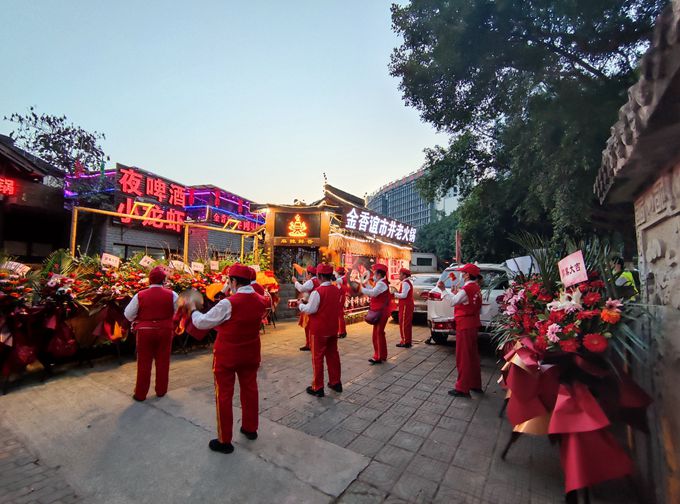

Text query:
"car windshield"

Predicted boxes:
[[438, 269, 509, 290], [412, 275, 440, 286]]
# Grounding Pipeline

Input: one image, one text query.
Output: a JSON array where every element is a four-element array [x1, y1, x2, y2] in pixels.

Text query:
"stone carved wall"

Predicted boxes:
[[634, 161, 680, 504]]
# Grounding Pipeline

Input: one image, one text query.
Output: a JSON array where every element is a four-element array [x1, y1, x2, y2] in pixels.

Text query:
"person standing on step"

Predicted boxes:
[[335, 266, 349, 339], [292, 265, 320, 351], [360, 263, 391, 365], [298, 263, 342, 398], [436, 263, 483, 398], [189, 263, 268, 454], [393, 268, 414, 349], [124, 266, 178, 402]]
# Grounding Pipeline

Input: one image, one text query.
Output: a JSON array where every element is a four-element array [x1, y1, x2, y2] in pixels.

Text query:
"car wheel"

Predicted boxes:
[[431, 332, 448, 345]]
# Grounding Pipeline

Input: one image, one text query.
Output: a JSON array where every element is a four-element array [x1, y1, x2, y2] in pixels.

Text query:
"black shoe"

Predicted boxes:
[[299, 346, 311, 351], [328, 382, 343, 393], [306, 386, 325, 397], [240, 427, 258, 440], [396, 343, 406, 348], [471, 388, 484, 394], [424, 338, 435, 345], [132, 395, 145, 402], [209, 439, 234, 454], [404, 343, 412, 348], [368, 358, 383, 365], [338, 333, 347, 339], [448, 389, 471, 398]]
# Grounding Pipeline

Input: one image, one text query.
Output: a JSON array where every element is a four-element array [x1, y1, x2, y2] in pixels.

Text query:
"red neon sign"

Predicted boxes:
[[116, 197, 186, 232], [0, 177, 17, 196], [115, 166, 187, 233]]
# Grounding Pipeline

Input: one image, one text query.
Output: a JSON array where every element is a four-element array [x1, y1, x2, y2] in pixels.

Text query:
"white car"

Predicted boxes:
[[426, 263, 512, 344]]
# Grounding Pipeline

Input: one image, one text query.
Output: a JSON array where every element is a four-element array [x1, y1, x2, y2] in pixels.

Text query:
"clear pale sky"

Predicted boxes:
[[0, 1, 443, 204]]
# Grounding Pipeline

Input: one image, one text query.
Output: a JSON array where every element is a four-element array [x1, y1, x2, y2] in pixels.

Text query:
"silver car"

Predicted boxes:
[[426, 264, 512, 344], [390, 273, 441, 321]]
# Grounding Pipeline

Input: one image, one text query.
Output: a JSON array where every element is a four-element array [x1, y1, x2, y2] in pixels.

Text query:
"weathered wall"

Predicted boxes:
[[634, 161, 680, 504]]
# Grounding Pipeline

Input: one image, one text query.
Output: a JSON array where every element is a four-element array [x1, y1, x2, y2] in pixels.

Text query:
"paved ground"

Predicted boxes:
[[0, 318, 638, 503]]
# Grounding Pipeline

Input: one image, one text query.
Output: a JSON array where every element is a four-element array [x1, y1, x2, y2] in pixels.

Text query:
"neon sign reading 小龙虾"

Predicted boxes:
[[344, 207, 416, 243]]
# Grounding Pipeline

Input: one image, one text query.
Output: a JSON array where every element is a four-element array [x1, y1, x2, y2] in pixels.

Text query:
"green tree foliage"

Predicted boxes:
[[414, 212, 459, 262], [4, 107, 109, 174], [391, 0, 664, 259]]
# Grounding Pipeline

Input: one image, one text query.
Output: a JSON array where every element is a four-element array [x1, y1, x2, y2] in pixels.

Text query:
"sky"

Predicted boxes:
[[0, 0, 445, 204]]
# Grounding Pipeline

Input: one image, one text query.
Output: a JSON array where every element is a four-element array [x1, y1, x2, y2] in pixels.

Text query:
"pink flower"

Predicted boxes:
[[546, 323, 562, 343], [605, 298, 623, 310]]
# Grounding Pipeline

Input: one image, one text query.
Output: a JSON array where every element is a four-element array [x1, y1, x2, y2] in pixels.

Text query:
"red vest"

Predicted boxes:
[[251, 282, 265, 296], [369, 278, 390, 311], [398, 279, 414, 308], [214, 292, 268, 367], [311, 277, 320, 290], [309, 284, 341, 337], [454, 282, 482, 330], [137, 287, 175, 330]]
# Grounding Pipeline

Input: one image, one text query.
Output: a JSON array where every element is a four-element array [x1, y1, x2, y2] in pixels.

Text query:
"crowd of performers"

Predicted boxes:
[[123, 262, 484, 455]]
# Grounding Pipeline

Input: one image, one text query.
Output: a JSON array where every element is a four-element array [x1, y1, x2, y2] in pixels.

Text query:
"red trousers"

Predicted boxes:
[[310, 333, 341, 391], [454, 327, 482, 393], [398, 303, 413, 345], [371, 313, 390, 361], [213, 357, 259, 444], [337, 311, 346, 336], [134, 328, 173, 400]]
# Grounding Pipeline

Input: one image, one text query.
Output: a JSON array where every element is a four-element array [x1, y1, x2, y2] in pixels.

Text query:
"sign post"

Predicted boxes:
[[558, 250, 588, 288]]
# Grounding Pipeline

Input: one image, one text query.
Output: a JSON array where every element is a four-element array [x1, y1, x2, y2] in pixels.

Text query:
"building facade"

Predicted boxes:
[[366, 169, 457, 229]]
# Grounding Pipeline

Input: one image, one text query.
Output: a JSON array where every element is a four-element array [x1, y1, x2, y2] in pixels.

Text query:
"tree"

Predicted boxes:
[[391, 1, 664, 258], [4, 107, 109, 174], [414, 212, 459, 263]]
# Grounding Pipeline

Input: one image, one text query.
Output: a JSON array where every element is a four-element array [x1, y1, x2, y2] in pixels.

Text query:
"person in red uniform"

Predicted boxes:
[[298, 263, 342, 397], [436, 263, 483, 398], [292, 265, 320, 351], [335, 266, 349, 339], [124, 266, 179, 402], [393, 268, 414, 348], [361, 263, 391, 365], [189, 263, 268, 454], [249, 267, 266, 296]]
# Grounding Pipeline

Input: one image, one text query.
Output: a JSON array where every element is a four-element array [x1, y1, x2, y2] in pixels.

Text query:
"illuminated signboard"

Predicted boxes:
[[114, 165, 186, 233], [274, 212, 320, 238], [287, 214, 308, 237], [0, 177, 17, 196], [343, 207, 416, 244]]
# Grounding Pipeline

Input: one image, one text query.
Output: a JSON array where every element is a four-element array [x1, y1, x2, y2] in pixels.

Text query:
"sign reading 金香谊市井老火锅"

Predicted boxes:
[[343, 207, 416, 244]]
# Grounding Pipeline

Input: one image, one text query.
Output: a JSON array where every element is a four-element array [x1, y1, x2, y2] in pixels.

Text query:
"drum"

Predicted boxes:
[[287, 299, 299, 309]]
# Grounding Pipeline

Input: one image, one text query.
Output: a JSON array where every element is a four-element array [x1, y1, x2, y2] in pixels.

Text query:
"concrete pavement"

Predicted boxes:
[[0, 318, 638, 503]]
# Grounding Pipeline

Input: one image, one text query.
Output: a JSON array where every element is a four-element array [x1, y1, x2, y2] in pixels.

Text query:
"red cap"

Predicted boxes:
[[399, 268, 411, 276], [306, 265, 317, 275], [149, 266, 166, 285], [372, 263, 388, 274], [248, 267, 257, 281], [228, 263, 251, 279], [456, 263, 480, 276], [336, 267, 346, 275], [316, 263, 333, 275]]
